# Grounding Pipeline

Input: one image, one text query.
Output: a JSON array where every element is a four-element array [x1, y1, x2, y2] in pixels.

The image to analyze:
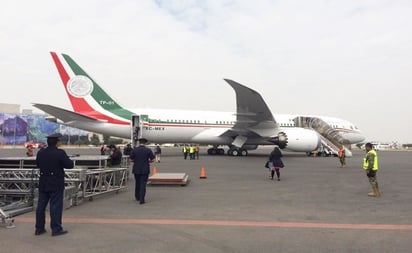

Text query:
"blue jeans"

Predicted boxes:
[[35, 190, 64, 233]]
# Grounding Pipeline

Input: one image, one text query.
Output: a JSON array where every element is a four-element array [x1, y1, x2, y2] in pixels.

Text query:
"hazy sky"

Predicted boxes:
[[0, 0, 411, 143]]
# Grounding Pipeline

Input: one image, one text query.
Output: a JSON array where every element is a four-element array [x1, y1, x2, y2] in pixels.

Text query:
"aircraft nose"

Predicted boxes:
[[355, 132, 366, 142]]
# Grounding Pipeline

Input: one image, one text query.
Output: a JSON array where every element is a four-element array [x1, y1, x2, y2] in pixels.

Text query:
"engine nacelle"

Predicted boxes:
[[269, 132, 288, 149], [271, 128, 320, 152]]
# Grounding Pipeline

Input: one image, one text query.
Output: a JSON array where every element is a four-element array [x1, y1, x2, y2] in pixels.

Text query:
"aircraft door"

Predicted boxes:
[[131, 115, 142, 147]]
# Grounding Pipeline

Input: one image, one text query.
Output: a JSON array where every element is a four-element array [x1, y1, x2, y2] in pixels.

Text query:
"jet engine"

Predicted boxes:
[[270, 128, 320, 152]]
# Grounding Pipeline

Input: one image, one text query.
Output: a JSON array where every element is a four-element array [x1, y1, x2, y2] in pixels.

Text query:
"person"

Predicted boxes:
[[338, 145, 346, 168], [26, 144, 34, 156], [123, 143, 133, 156], [189, 145, 196, 160], [363, 142, 380, 197], [108, 144, 122, 167], [129, 138, 155, 204], [268, 146, 284, 181], [182, 145, 189, 160], [154, 145, 162, 163], [195, 145, 200, 159], [100, 144, 106, 155], [35, 133, 74, 236]]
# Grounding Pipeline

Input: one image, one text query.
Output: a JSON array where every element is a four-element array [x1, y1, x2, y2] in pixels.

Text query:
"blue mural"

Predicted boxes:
[[0, 113, 88, 146]]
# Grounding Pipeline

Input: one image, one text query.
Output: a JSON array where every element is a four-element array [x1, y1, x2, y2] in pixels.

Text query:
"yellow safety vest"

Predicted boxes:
[[363, 149, 379, 171]]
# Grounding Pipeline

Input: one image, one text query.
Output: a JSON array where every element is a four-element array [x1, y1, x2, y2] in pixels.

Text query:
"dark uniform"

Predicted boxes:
[[154, 145, 161, 162], [109, 145, 122, 167], [129, 138, 155, 204], [35, 133, 74, 236], [123, 144, 133, 156]]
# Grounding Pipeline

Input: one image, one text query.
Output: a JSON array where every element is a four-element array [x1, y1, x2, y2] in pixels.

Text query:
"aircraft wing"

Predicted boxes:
[[33, 103, 102, 123], [223, 79, 278, 139]]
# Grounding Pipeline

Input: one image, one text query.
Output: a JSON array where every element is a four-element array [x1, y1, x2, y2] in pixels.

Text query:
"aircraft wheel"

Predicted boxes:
[[208, 148, 217, 155], [227, 149, 233, 156], [231, 149, 239, 156], [218, 149, 225, 155], [240, 149, 248, 156]]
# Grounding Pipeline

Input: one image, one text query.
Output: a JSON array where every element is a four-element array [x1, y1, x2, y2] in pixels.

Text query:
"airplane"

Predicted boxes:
[[33, 52, 365, 156]]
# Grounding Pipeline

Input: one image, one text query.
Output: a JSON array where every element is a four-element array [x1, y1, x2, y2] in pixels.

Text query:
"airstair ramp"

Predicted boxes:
[[294, 116, 352, 157], [320, 136, 339, 156]]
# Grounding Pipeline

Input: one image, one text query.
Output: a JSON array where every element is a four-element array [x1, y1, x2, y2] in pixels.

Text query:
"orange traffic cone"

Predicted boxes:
[[152, 167, 157, 176], [200, 167, 207, 179]]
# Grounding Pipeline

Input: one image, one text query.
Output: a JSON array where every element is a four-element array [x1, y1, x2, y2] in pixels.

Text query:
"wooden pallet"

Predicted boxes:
[[148, 173, 189, 186]]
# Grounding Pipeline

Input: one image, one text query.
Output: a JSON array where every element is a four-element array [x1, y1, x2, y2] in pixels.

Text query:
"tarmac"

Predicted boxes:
[[1, 147, 412, 253]]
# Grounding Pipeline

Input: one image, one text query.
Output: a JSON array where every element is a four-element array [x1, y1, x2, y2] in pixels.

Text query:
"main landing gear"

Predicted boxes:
[[207, 147, 225, 155], [227, 148, 248, 156], [207, 147, 248, 156]]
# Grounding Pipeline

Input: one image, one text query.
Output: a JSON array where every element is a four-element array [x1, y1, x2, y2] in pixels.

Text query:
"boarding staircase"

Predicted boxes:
[[294, 116, 352, 157]]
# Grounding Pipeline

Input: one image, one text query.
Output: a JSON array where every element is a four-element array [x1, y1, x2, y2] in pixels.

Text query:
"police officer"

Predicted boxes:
[[363, 142, 381, 197], [35, 133, 74, 236], [129, 138, 154, 204]]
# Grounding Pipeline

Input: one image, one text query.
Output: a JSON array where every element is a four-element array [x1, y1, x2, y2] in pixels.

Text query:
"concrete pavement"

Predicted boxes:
[[1, 147, 411, 253]]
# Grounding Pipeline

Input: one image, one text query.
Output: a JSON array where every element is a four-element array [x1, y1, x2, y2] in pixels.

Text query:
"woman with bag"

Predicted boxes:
[[268, 146, 284, 181]]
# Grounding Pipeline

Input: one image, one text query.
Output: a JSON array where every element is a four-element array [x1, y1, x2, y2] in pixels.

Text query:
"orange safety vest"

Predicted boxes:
[[338, 148, 345, 158]]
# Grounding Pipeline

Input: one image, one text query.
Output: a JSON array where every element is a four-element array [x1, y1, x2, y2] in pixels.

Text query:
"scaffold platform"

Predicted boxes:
[[0, 155, 130, 225]]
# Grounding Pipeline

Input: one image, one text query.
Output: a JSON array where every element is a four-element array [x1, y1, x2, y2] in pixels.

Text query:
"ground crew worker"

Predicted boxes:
[[189, 145, 196, 160], [195, 145, 200, 159], [35, 133, 74, 236], [338, 145, 346, 168], [363, 142, 380, 197], [182, 145, 189, 160]]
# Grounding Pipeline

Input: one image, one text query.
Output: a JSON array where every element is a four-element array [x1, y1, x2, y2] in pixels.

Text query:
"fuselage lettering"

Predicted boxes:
[[143, 126, 165, 131], [99, 100, 115, 105]]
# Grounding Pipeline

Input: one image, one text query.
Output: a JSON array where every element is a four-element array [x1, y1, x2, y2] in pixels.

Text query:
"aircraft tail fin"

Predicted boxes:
[[49, 52, 132, 124]]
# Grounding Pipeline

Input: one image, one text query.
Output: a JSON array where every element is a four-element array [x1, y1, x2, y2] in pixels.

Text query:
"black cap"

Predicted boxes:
[[365, 142, 373, 149], [138, 138, 148, 144], [47, 133, 62, 139]]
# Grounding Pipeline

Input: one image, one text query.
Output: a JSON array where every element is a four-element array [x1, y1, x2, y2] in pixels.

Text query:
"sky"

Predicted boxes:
[[0, 0, 411, 143]]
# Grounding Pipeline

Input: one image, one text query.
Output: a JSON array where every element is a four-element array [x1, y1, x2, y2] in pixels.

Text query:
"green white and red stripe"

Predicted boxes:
[[50, 52, 132, 125]]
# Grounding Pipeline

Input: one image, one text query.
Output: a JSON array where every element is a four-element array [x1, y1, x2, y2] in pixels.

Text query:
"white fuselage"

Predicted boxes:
[[71, 107, 364, 149]]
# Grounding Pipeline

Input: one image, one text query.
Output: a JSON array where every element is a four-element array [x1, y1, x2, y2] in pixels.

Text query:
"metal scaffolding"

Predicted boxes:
[[0, 155, 130, 227]]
